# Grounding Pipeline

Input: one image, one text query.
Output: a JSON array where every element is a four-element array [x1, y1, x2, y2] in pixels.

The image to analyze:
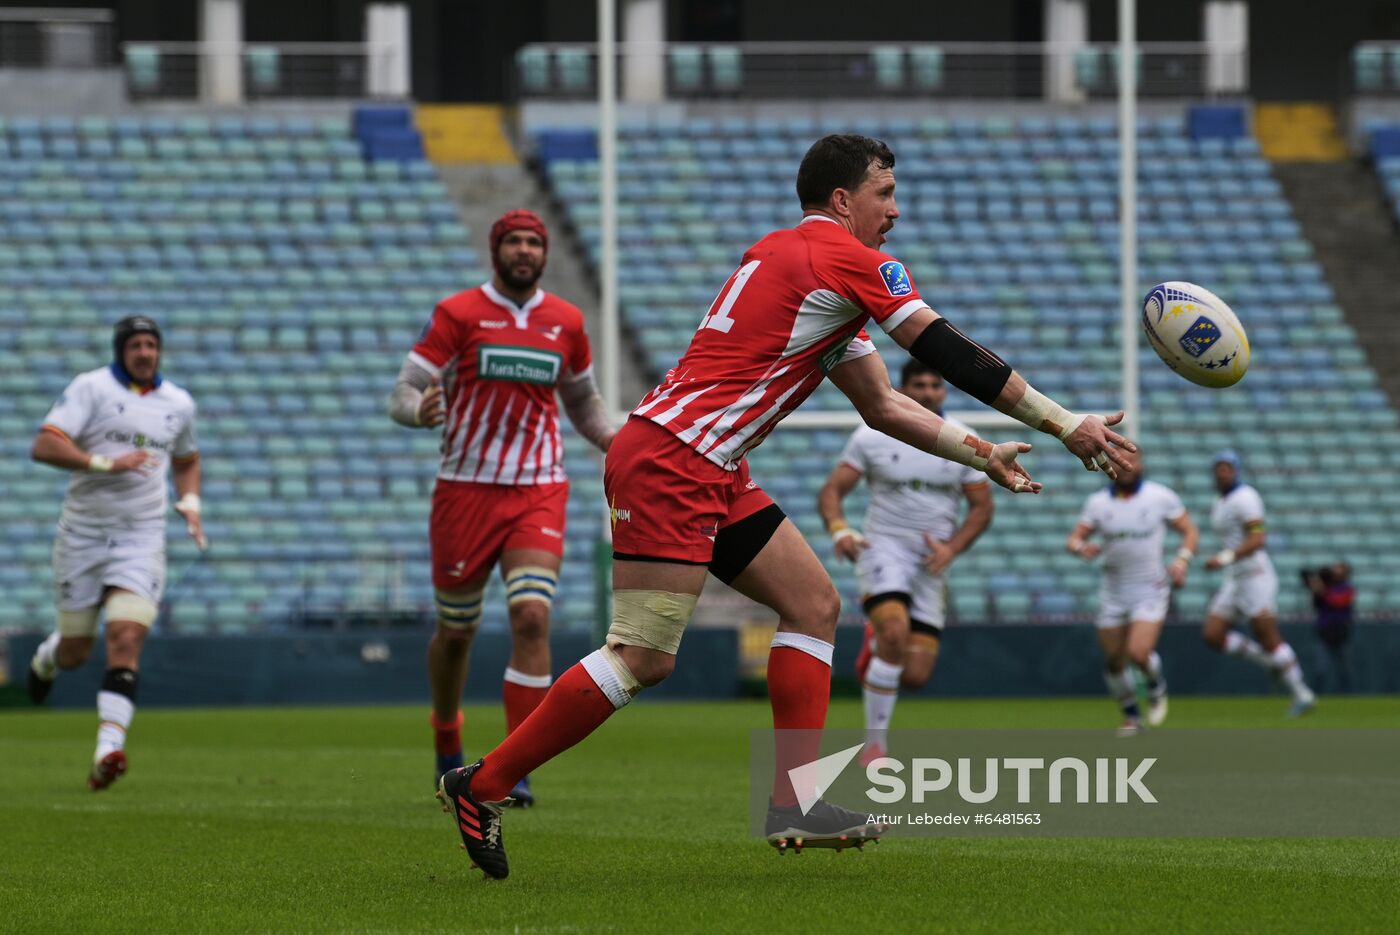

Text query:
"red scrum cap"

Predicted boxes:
[[490, 209, 549, 271]]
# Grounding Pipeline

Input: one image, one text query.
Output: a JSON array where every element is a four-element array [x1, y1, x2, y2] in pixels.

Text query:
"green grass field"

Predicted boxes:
[[3, 697, 1399, 934]]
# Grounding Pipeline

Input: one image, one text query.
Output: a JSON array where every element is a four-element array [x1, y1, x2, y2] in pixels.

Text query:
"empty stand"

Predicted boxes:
[[0, 113, 605, 635]]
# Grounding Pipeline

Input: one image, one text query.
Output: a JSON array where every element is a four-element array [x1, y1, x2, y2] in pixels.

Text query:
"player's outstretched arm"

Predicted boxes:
[[389, 357, 444, 428], [829, 351, 1040, 494], [31, 427, 148, 474], [558, 369, 616, 453], [887, 306, 1136, 478]]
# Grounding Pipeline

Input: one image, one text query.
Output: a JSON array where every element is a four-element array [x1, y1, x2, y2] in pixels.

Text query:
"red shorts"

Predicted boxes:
[[604, 417, 774, 564], [429, 479, 568, 589]]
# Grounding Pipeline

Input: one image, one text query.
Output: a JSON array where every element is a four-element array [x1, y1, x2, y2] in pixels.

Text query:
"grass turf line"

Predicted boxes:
[[2, 697, 1398, 934]]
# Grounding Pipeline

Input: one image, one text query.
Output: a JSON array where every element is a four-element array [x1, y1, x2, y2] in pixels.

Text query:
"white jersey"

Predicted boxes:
[[1211, 484, 1273, 579], [42, 367, 198, 533], [839, 420, 986, 547], [1077, 481, 1186, 589]]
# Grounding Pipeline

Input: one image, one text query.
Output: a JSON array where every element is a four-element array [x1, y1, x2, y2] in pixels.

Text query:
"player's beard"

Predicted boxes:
[[499, 260, 544, 292]]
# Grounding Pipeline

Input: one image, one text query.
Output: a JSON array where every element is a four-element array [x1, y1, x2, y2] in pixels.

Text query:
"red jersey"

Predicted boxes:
[[409, 282, 592, 485], [631, 216, 928, 470]]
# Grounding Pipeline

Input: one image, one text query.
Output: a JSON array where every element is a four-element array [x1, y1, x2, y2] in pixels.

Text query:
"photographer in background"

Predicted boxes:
[[1302, 562, 1355, 693]]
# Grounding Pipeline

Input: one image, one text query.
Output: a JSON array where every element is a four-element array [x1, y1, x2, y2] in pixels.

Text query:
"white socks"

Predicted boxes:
[[31, 632, 60, 679], [862, 657, 903, 749], [1141, 651, 1166, 697], [95, 690, 134, 763], [1103, 668, 1140, 719], [1223, 631, 1273, 670], [1224, 633, 1314, 702], [1270, 642, 1314, 702]]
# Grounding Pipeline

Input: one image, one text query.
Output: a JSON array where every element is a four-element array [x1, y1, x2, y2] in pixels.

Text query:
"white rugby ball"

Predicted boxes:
[[1141, 281, 1250, 388]]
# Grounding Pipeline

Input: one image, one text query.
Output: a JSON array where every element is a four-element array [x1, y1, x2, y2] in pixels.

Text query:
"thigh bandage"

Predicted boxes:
[[57, 607, 100, 637], [505, 565, 558, 608], [607, 589, 698, 655], [435, 587, 485, 632], [104, 591, 158, 627]]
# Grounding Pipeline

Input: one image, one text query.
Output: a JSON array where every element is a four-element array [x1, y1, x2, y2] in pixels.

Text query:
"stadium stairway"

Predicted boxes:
[[415, 105, 516, 164], [1255, 103, 1348, 162], [436, 162, 652, 409], [1274, 160, 1400, 409]]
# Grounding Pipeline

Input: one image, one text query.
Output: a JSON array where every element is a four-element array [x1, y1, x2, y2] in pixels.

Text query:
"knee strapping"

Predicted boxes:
[[607, 589, 697, 655], [104, 592, 157, 627], [505, 565, 558, 608], [581, 644, 643, 709], [435, 587, 484, 632], [57, 607, 99, 637]]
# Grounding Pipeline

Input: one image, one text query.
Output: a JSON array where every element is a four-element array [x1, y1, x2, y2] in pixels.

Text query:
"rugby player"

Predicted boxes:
[[437, 135, 1135, 877], [1067, 449, 1197, 733], [817, 362, 993, 759], [27, 315, 204, 790], [390, 209, 614, 804], [1201, 450, 1315, 716]]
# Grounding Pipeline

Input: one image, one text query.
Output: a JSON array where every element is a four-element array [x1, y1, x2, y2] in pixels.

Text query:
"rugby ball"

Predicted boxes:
[[1141, 281, 1250, 388]]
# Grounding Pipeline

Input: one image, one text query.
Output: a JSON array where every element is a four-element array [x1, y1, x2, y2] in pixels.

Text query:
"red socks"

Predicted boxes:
[[430, 710, 463, 758], [468, 637, 833, 808], [503, 667, 551, 734], [767, 639, 834, 808], [471, 661, 619, 802]]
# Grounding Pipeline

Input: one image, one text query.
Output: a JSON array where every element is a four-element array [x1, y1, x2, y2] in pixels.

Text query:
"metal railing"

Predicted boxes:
[[513, 41, 1248, 102], [121, 41, 402, 101], [0, 7, 115, 69]]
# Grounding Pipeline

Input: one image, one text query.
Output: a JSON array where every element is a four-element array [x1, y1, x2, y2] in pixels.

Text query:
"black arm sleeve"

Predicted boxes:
[[908, 318, 1014, 405]]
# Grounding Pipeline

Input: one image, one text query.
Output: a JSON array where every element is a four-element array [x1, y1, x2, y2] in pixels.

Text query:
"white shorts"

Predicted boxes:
[[52, 522, 166, 613], [1208, 569, 1278, 621], [1096, 576, 1170, 630], [856, 535, 946, 632]]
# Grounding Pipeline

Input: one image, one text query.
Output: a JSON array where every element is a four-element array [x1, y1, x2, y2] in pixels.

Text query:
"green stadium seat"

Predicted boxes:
[[669, 46, 703, 93], [871, 46, 904, 92], [707, 46, 742, 92], [909, 45, 943, 91]]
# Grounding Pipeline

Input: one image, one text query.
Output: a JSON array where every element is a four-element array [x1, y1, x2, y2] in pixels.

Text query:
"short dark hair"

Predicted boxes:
[[900, 359, 942, 387], [796, 134, 896, 209]]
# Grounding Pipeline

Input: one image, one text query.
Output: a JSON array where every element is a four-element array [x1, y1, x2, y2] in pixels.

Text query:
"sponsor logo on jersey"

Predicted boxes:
[[1178, 316, 1221, 358], [818, 326, 864, 374], [478, 345, 562, 385], [103, 430, 172, 452], [609, 496, 631, 530], [479, 319, 510, 329], [878, 260, 912, 297]]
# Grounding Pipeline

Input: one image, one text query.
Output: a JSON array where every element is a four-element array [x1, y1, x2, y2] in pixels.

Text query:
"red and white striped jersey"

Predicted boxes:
[[408, 282, 592, 485], [632, 216, 928, 470]]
